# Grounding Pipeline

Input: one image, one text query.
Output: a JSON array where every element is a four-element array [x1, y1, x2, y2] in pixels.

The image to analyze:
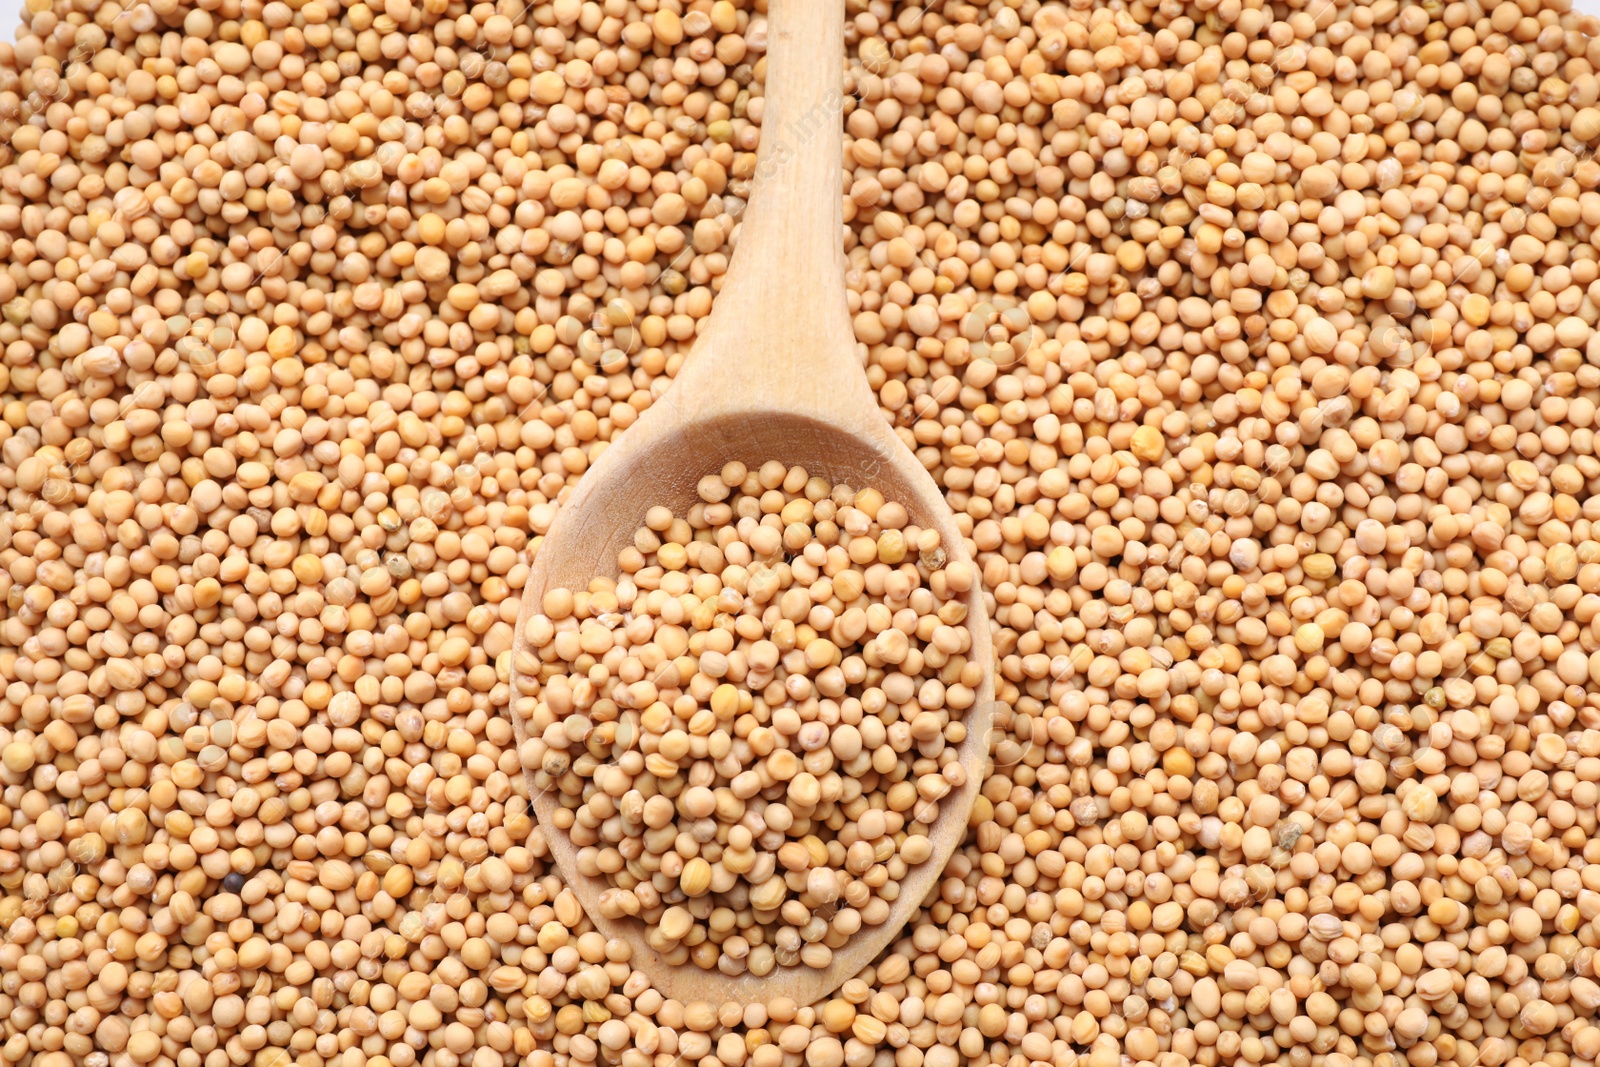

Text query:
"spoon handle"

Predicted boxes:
[[672, 0, 865, 423]]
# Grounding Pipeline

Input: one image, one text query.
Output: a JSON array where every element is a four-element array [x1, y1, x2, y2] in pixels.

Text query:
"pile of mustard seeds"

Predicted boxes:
[[519, 464, 979, 978], [1, 3, 1599, 1067]]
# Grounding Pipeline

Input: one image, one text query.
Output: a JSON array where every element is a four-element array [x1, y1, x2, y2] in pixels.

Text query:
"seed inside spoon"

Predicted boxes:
[[518, 461, 979, 977]]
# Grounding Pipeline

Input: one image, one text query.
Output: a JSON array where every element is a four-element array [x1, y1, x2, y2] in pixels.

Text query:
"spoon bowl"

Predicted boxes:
[[509, 0, 994, 1008]]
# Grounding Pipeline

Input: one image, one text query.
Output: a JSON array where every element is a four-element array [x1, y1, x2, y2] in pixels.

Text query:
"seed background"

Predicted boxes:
[[4, 4, 1600, 1067]]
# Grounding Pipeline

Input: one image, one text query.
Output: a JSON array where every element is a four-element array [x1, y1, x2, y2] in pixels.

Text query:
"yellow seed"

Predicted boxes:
[[1302, 553, 1336, 580], [1047, 545, 1077, 582], [657, 906, 694, 941], [1402, 788, 1438, 823], [820, 1001, 855, 1033], [680, 858, 713, 897], [1, 742, 34, 774], [852, 1016, 888, 1044], [750, 876, 787, 911], [1293, 624, 1324, 654], [1130, 425, 1165, 461]]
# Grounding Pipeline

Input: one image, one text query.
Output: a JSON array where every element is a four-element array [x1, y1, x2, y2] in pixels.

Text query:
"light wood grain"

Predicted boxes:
[[508, 0, 995, 1008]]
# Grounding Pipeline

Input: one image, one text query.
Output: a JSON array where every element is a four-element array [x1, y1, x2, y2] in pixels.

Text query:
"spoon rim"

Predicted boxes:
[[508, 409, 995, 1007]]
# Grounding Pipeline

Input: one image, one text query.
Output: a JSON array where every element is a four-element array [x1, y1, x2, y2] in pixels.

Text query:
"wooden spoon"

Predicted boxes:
[[509, 0, 995, 1009]]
